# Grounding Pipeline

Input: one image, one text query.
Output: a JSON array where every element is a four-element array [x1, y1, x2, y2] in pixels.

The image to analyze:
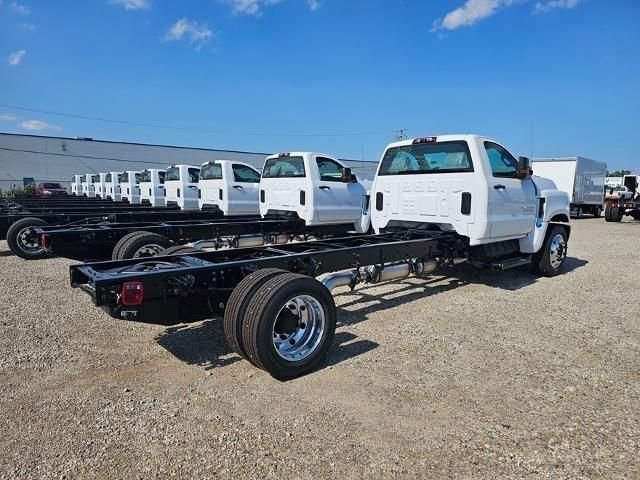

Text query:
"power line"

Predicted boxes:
[[0, 103, 395, 138]]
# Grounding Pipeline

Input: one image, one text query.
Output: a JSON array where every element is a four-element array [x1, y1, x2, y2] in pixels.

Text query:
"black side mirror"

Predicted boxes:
[[341, 167, 353, 183], [517, 156, 532, 180]]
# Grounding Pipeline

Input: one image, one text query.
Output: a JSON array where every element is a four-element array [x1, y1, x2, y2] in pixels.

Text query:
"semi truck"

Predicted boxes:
[[70, 134, 571, 380], [532, 157, 606, 218]]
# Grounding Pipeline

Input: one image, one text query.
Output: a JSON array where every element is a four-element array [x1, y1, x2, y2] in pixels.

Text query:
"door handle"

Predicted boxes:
[[233, 185, 244, 189], [494, 184, 506, 190], [319, 186, 331, 190]]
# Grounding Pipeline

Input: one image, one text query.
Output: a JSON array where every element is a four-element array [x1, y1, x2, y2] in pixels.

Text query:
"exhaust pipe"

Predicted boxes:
[[231, 235, 265, 248], [322, 258, 438, 292]]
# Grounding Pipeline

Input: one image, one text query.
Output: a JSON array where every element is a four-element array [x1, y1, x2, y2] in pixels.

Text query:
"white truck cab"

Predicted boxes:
[[70, 175, 82, 196], [120, 171, 141, 204], [370, 134, 570, 260], [165, 165, 201, 210], [259, 152, 369, 232], [104, 172, 122, 201], [94, 173, 107, 199], [82, 174, 96, 198], [199, 160, 261, 215], [139, 169, 166, 207]]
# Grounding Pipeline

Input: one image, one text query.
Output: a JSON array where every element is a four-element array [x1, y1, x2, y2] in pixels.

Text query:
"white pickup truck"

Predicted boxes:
[[199, 160, 262, 215], [120, 171, 141, 204], [259, 152, 370, 233], [139, 169, 166, 207], [165, 165, 201, 210], [104, 172, 122, 201]]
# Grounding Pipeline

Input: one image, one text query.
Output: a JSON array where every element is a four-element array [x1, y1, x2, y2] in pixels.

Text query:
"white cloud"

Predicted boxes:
[[21, 22, 35, 30], [8, 49, 26, 66], [10, 1, 30, 14], [432, 0, 520, 31], [109, 0, 150, 10], [165, 18, 213, 48], [308, 0, 321, 11], [226, 0, 281, 16], [534, 0, 583, 13], [20, 120, 62, 131], [0, 113, 18, 121]]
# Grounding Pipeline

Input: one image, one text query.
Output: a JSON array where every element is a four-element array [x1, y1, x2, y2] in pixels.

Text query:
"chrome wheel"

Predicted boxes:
[[133, 243, 165, 258], [272, 295, 326, 362], [18, 227, 43, 254], [549, 234, 567, 269]]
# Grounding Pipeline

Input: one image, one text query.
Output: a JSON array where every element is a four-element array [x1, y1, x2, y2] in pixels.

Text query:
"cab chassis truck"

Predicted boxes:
[[35, 153, 370, 261], [70, 135, 572, 380]]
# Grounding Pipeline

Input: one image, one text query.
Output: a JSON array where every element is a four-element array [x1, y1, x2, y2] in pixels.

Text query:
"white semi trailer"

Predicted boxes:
[[532, 157, 607, 218]]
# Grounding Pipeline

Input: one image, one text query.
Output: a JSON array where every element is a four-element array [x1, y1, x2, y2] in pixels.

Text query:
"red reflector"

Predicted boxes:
[[278, 152, 290, 157], [121, 281, 144, 306], [40, 234, 48, 249], [412, 136, 437, 144]]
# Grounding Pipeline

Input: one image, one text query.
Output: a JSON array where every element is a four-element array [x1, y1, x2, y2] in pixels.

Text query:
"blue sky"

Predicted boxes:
[[1, 0, 638, 170]]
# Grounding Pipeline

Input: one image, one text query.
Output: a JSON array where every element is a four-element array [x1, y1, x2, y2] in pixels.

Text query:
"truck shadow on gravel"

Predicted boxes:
[[154, 257, 587, 374], [155, 320, 241, 371], [334, 257, 588, 327]]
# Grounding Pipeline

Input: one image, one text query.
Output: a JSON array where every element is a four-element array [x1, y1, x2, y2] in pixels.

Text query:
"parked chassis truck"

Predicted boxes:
[[4, 209, 240, 259], [199, 160, 261, 215], [70, 135, 571, 380], [604, 175, 640, 222], [139, 169, 166, 207], [36, 153, 368, 261]]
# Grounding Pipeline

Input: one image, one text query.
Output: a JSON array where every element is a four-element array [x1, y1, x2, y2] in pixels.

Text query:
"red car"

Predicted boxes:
[[36, 182, 69, 196]]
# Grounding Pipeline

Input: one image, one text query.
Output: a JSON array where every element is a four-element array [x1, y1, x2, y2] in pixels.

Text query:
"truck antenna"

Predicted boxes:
[[395, 129, 407, 141], [530, 121, 534, 161]]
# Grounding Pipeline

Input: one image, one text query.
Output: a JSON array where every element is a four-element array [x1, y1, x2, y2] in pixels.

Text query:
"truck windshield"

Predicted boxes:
[[262, 157, 305, 178], [139, 170, 151, 183], [166, 167, 180, 181], [200, 163, 223, 180], [378, 141, 473, 176]]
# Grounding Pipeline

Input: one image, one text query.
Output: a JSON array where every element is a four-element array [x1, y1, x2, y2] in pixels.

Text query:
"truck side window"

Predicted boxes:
[[158, 171, 165, 184], [188, 168, 200, 183], [232, 165, 261, 183], [484, 142, 518, 178], [316, 157, 344, 182]]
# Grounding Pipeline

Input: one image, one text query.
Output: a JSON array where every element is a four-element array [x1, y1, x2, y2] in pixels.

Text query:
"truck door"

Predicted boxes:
[[184, 167, 200, 208], [484, 142, 537, 239], [314, 156, 363, 223], [229, 164, 261, 214]]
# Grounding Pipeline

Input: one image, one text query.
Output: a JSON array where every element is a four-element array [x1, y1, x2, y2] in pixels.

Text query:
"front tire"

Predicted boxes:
[[242, 273, 336, 380], [531, 225, 568, 277]]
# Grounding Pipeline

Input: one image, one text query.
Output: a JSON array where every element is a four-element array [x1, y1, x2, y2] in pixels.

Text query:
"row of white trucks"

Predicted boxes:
[[69, 161, 262, 215]]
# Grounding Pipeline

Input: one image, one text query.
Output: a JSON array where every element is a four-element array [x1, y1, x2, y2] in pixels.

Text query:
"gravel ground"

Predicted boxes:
[[0, 217, 638, 479]]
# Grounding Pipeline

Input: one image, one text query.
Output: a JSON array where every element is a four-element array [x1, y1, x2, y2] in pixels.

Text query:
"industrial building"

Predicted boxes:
[[0, 133, 379, 191]]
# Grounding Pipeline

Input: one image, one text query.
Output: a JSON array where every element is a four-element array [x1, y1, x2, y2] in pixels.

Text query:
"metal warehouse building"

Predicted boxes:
[[0, 133, 379, 191]]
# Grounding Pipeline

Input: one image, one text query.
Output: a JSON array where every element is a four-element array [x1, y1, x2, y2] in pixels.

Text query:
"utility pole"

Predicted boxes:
[[394, 129, 407, 141]]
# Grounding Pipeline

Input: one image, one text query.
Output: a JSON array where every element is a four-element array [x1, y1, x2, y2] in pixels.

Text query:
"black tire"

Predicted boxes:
[[593, 206, 602, 218], [117, 232, 173, 260], [224, 268, 290, 364], [604, 203, 622, 223], [531, 225, 568, 277], [242, 273, 336, 380], [630, 211, 640, 221], [160, 245, 202, 256], [111, 231, 148, 260], [6, 217, 49, 259]]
